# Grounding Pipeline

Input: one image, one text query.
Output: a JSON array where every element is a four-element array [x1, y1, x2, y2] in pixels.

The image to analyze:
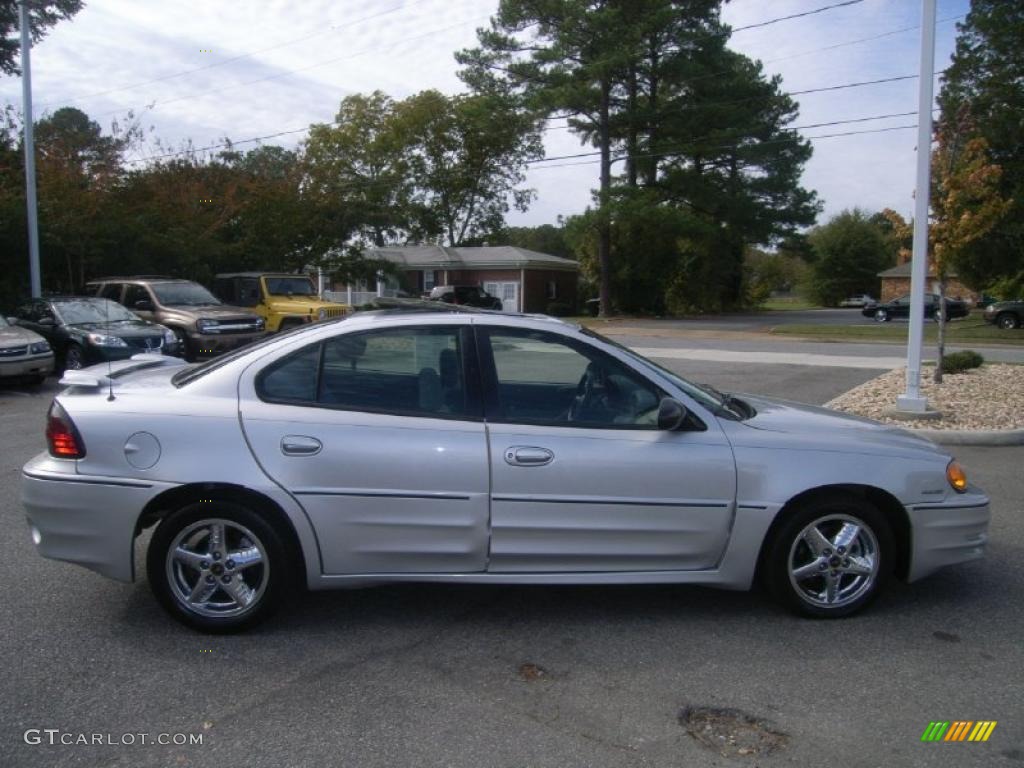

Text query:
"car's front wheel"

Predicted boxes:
[[997, 312, 1020, 330], [147, 501, 290, 632], [873, 308, 889, 322], [763, 495, 893, 618], [64, 343, 85, 371]]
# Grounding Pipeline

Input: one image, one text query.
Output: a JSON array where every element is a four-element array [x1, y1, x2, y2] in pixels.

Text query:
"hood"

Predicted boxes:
[[727, 393, 946, 458], [0, 324, 44, 346], [159, 304, 259, 321], [266, 296, 346, 312], [68, 320, 165, 337]]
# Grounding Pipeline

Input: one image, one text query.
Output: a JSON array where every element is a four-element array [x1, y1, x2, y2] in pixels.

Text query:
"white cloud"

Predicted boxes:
[[1, 0, 970, 231]]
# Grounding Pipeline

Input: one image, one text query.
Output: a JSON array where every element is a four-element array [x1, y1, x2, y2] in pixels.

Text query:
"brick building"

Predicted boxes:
[[877, 261, 981, 303], [334, 245, 580, 313]]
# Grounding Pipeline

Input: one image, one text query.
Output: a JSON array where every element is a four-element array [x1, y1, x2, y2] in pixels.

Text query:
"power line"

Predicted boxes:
[[527, 124, 920, 171], [36, 0, 431, 110], [732, 0, 864, 33]]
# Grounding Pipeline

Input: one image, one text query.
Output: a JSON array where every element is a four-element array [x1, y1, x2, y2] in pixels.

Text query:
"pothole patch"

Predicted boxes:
[[680, 706, 788, 758], [518, 662, 548, 681]]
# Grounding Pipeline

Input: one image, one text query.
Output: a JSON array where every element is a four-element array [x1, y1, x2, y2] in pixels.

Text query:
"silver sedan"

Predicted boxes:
[[22, 311, 990, 632]]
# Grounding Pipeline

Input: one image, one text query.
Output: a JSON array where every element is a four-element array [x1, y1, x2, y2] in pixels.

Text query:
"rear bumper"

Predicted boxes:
[[907, 493, 990, 582], [0, 353, 54, 378], [21, 455, 177, 583]]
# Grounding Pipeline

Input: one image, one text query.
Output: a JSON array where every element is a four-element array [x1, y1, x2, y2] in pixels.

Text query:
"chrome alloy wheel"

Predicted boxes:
[[165, 518, 269, 618], [788, 514, 880, 609]]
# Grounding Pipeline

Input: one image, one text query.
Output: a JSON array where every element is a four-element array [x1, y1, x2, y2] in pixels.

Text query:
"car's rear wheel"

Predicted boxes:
[[874, 309, 889, 322], [763, 495, 893, 618], [147, 501, 290, 633], [997, 312, 1020, 330]]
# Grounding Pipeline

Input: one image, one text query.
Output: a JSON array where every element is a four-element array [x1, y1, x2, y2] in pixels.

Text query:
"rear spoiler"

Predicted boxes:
[[58, 354, 186, 388]]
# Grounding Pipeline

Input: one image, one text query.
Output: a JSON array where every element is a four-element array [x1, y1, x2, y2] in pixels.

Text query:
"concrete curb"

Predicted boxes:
[[906, 428, 1024, 446]]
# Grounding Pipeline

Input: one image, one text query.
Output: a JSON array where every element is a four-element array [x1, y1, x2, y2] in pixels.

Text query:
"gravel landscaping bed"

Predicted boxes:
[[826, 364, 1024, 430]]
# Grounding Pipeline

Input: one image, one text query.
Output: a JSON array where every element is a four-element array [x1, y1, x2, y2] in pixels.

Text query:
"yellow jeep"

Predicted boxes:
[[211, 272, 349, 333]]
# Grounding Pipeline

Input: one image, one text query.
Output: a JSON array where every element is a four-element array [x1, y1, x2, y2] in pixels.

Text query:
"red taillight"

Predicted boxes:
[[46, 401, 85, 459]]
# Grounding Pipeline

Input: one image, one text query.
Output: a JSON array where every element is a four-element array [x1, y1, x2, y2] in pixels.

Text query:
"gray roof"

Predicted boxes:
[[364, 245, 579, 272], [878, 261, 957, 279]]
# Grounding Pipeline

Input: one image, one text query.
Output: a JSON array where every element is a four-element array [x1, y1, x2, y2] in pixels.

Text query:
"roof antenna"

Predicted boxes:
[[105, 295, 115, 402]]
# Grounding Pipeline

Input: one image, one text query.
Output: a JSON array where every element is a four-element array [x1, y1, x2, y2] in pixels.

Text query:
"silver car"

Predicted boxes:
[[0, 314, 54, 384], [21, 311, 990, 632]]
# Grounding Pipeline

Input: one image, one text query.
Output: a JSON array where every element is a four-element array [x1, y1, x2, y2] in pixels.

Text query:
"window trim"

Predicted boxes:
[[475, 325, 673, 431], [255, 324, 485, 422]]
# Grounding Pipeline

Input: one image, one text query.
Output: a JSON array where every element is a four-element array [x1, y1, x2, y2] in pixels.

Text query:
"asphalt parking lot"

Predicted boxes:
[[1, 359, 1021, 768]]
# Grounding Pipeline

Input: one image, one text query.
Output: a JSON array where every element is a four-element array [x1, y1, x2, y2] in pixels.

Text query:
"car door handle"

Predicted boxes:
[[504, 446, 554, 467], [281, 435, 322, 456]]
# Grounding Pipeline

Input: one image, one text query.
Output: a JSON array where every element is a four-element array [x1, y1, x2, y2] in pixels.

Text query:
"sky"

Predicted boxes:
[[0, 0, 971, 231]]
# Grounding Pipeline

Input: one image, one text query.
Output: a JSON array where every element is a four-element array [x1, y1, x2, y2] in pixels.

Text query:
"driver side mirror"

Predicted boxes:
[[5, 316, 17, 325], [657, 397, 689, 431], [38, 316, 55, 326], [134, 299, 154, 311]]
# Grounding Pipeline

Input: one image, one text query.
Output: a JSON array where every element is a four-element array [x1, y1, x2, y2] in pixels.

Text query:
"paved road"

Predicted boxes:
[[0, 354, 1021, 768], [604, 307, 879, 330]]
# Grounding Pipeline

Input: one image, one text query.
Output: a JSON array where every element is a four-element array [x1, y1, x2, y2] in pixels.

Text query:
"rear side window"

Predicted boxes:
[[256, 326, 478, 419], [99, 283, 123, 302]]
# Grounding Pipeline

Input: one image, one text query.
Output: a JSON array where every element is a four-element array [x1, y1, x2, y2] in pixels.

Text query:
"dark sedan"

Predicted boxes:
[[427, 285, 503, 310], [982, 300, 1024, 330], [861, 294, 970, 323], [13, 297, 181, 371]]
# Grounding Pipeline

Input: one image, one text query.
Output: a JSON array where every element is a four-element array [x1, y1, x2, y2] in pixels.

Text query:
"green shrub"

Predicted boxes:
[[545, 301, 575, 317], [941, 350, 984, 374]]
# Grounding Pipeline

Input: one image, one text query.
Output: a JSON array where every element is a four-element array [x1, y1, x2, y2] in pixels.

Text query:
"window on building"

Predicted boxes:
[[424, 270, 435, 291]]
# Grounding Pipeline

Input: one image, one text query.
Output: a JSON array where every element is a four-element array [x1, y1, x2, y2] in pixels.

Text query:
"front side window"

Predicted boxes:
[[258, 326, 474, 419], [100, 283, 123, 301], [124, 285, 152, 309], [484, 328, 662, 428]]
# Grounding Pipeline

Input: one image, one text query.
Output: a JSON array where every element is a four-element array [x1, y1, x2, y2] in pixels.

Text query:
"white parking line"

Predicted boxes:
[[632, 347, 904, 370]]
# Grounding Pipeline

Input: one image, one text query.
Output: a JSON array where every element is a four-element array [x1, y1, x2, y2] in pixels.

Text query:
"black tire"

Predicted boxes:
[[147, 500, 292, 633], [173, 328, 194, 362], [762, 494, 893, 619], [997, 312, 1021, 330], [873, 309, 889, 323], [64, 343, 86, 371]]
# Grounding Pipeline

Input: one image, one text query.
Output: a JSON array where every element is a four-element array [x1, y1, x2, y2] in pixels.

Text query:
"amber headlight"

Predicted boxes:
[[946, 459, 968, 493]]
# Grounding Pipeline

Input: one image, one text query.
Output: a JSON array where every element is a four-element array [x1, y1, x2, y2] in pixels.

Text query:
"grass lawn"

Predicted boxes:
[[758, 297, 823, 311], [770, 317, 1024, 346]]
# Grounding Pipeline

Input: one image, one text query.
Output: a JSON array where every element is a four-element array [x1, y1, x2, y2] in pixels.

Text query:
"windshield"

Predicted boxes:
[[581, 328, 743, 416], [53, 299, 138, 324], [265, 277, 315, 296], [151, 282, 221, 306]]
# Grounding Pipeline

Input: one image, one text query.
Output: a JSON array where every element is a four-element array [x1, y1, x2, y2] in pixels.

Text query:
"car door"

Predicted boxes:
[[477, 326, 737, 573], [238, 322, 490, 575], [16, 301, 61, 350]]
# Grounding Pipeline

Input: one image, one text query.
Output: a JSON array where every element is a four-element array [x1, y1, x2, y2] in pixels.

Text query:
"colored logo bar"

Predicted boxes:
[[921, 721, 997, 742]]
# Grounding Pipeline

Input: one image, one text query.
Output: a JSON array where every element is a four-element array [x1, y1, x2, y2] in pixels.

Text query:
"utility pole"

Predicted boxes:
[[896, 0, 937, 413], [19, 0, 42, 298]]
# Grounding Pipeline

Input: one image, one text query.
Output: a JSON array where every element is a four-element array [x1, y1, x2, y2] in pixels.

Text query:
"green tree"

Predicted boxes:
[[396, 89, 542, 246], [805, 209, 892, 307], [303, 92, 415, 247], [499, 222, 573, 259], [937, 0, 1023, 293], [1, 0, 83, 76]]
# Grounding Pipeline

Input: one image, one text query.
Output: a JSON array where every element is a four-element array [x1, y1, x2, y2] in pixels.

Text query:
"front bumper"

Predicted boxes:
[[0, 352, 54, 378], [187, 330, 265, 359], [21, 456, 177, 583], [906, 492, 990, 582]]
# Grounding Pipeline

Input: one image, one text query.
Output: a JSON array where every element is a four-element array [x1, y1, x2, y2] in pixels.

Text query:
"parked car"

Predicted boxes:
[[982, 300, 1024, 330], [861, 294, 970, 322], [211, 272, 348, 333], [22, 309, 989, 632], [83, 277, 265, 362], [839, 294, 875, 308], [0, 314, 54, 385], [12, 296, 180, 371], [428, 284, 503, 310]]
